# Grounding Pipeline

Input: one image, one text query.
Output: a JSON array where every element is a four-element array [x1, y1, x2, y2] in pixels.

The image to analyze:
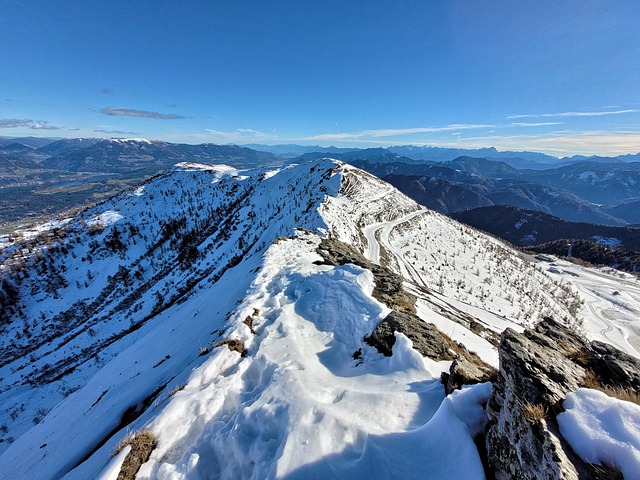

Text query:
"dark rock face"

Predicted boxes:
[[443, 358, 498, 396], [486, 318, 637, 479], [365, 310, 457, 359]]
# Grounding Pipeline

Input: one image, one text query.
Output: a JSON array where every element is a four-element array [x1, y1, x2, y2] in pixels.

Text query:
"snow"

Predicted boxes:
[[86, 210, 124, 226], [97, 446, 130, 480], [514, 218, 527, 229], [541, 259, 640, 358], [592, 235, 622, 247], [92, 235, 488, 480], [558, 388, 640, 480], [415, 297, 499, 367], [0, 218, 72, 248], [3, 157, 635, 479], [578, 171, 597, 183], [110, 138, 152, 144]]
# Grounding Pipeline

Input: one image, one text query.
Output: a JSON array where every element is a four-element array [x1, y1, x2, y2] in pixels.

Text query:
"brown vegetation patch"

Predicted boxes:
[[582, 370, 640, 405], [522, 402, 547, 425], [115, 429, 157, 480], [215, 338, 247, 357]]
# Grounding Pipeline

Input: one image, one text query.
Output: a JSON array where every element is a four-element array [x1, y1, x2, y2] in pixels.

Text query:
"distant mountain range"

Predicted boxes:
[[42, 139, 281, 173], [2, 137, 640, 238], [450, 205, 640, 251], [346, 157, 633, 226]]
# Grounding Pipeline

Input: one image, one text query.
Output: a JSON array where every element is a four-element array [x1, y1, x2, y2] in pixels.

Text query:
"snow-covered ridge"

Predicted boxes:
[[0, 158, 592, 479]]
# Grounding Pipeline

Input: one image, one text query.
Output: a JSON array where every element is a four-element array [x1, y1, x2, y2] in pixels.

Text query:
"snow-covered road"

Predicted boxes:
[[542, 259, 640, 358]]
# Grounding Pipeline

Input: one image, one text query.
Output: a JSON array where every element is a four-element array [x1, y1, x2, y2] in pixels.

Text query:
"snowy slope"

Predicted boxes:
[[538, 258, 640, 357], [0, 158, 594, 479]]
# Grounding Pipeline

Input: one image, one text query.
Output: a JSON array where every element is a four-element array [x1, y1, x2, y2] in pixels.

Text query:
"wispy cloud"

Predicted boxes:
[[418, 130, 640, 156], [0, 118, 62, 129], [508, 109, 638, 119], [94, 128, 140, 135], [304, 124, 494, 142], [30, 121, 61, 130], [101, 107, 187, 120], [511, 122, 563, 127], [205, 128, 271, 143], [0, 118, 33, 128]]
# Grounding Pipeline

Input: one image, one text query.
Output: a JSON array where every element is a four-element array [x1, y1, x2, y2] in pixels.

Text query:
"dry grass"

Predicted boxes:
[[582, 370, 640, 405], [215, 338, 247, 357], [112, 431, 135, 456], [522, 402, 548, 424], [116, 428, 157, 480], [168, 384, 186, 397], [566, 348, 589, 366]]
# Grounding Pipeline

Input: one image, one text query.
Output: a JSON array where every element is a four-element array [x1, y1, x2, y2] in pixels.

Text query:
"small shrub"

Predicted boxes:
[[522, 402, 547, 424]]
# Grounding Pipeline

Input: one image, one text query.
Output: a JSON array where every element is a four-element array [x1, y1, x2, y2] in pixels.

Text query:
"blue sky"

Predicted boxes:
[[1, 0, 640, 156]]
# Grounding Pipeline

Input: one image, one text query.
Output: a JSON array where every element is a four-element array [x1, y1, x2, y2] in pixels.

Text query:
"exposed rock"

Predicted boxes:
[[316, 237, 416, 314], [584, 340, 640, 391], [486, 317, 633, 479], [317, 238, 497, 380], [442, 357, 498, 396], [365, 310, 457, 359]]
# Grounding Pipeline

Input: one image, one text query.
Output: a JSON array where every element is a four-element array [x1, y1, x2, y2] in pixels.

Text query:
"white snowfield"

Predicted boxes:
[[541, 259, 640, 357], [558, 388, 640, 480], [0, 158, 638, 479]]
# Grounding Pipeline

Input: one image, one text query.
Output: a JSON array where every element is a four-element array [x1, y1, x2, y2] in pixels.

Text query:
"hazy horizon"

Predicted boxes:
[[2, 1, 640, 156]]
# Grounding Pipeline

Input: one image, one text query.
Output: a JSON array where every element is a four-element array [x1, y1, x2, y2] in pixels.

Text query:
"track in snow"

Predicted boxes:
[[363, 208, 427, 277]]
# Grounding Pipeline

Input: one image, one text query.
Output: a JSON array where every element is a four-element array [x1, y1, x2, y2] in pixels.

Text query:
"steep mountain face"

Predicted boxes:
[[450, 205, 640, 250], [0, 142, 49, 162], [531, 161, 640, 206], [37, 138, 101, 157], [358, 164, 624, 225], [483, 180, 626, 226], [42, 139, 282, 174], [380, 174, 493, 214], [0, 159, 599, 479], [442, 156, 520, 178], [605, 199, 640, 224]]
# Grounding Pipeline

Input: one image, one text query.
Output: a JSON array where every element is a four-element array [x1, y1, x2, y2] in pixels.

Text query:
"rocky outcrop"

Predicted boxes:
[[316, 237, 497, 383], [442, 357, 498, 396], [486, 317, 638, 479]]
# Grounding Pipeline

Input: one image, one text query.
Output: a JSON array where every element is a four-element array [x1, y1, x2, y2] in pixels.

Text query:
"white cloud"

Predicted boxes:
[[508, 109, 638, 119], [204, 128, 271, 143], [303, 124, 494, 142], [418, 130, 640, 156], [511, 122, 563, 127], [101, 107, 187, 120], [0, 118, 33, 128]]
